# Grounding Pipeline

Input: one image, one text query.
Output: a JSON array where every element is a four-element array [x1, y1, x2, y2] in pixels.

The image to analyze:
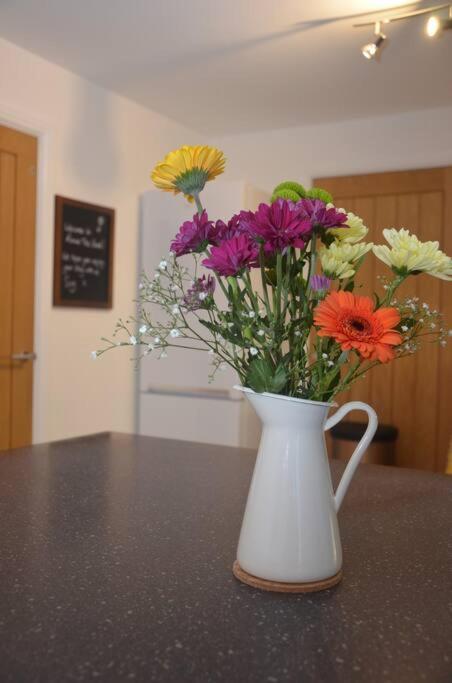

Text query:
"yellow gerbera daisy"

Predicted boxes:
[[151, 145, 226, 205]]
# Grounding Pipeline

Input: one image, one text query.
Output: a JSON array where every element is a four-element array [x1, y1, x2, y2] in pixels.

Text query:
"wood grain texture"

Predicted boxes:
[[0, 125, 37, 450], [315, 168, 451, 472], [0, 152, 16, 450], [437, 169, 452, 471], [315, 168, 446, 198]]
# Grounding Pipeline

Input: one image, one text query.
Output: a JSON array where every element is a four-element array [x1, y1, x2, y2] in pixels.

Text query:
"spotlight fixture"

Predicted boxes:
[[361, 22, 386, 60], [425, 7, 452, 36], [426, 15, 441, 36], [354, 3, 451, 60]]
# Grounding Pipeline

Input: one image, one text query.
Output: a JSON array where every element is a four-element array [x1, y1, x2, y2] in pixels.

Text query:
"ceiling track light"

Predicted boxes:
[[361, 21, 387, 60], [354, 3, 452, 61]]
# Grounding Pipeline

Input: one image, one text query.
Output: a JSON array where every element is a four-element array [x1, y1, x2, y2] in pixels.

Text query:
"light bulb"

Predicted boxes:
[[361, 33, 386, 60], [426, 15, 441, 37], [362, 42, 378, 59]]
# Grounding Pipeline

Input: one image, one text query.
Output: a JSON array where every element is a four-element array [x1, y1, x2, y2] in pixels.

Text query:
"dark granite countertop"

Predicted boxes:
[[0, 432, 451, 682]]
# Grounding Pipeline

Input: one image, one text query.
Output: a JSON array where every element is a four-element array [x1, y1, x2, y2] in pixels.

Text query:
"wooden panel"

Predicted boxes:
[[392, 194, 419, 469], [369, 195, 397, 426], [412, 192, 442, 470], [437, 169, 452, 471], [315, 168, 452, 472], [316, 168, 446, 199], [10, 132, 37, 448], [0, 152, 16, 450], [0, 125, 37, 450]]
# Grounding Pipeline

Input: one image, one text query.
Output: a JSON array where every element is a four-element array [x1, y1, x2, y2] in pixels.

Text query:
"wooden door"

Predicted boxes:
[[0, 125, 37, 450], [315, 168, 452, 472]]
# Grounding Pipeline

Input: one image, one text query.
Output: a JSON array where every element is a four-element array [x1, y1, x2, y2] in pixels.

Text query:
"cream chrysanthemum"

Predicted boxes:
[[329, 212, 368, 244], [151, 145, 226, 202], [373, 228, 452, 281], [320, 241, 373, 280]]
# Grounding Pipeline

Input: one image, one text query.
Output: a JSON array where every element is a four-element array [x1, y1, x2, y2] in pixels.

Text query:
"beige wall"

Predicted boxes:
[[0, 37, 200, 444], [213, 105, 452, 193]]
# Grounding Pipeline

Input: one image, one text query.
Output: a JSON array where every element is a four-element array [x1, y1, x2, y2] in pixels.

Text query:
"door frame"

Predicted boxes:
[[0, 104, 49, 444]]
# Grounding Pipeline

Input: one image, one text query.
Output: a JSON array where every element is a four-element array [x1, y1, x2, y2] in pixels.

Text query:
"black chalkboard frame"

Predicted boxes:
[[53, 196, 115, 308]]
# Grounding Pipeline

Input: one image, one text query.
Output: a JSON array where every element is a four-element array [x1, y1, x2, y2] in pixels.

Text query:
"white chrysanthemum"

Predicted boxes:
[[319, 241, 373, 280], [329, 212, 368, 244], [373, 228, 452, 281]]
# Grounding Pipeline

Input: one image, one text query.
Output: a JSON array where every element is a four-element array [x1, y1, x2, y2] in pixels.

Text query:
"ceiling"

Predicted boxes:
[[0, 0, 451, 135]]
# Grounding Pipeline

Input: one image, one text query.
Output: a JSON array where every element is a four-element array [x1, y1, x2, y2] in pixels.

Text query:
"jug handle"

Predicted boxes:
[[324, 401, 378, 512]]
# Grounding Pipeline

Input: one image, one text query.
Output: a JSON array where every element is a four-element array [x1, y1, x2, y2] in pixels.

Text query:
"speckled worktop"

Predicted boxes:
[[0, 433, 450, 682]]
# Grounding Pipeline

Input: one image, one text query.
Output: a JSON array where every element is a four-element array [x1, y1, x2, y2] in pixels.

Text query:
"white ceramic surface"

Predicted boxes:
[[235, 386, 378, 583]]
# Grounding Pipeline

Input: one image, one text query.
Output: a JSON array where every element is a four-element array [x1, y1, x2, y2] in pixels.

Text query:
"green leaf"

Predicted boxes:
[[246, 358, 287, 394], [343, 279, 355, 292], [271, 364, 288, 393]]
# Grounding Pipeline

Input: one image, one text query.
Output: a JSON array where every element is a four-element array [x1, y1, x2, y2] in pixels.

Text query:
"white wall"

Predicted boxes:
[[214, 106, 452, 193], [0, 37, 201, 444]]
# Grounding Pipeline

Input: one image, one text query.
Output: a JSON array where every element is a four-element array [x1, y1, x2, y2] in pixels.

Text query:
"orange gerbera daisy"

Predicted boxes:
[[313, 291, 402, 363]]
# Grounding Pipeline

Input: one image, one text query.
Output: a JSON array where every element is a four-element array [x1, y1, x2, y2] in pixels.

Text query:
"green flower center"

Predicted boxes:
[[174, 168, 209, 196]]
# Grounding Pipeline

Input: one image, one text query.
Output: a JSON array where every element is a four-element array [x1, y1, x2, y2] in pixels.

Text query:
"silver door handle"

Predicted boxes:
[[11, 352, 37, 361]]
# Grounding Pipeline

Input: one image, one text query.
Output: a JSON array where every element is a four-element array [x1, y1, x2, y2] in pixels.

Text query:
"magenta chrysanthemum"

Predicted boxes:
[[239, 199, 312, 253], [183, 275, 216, 310], [202, 235, 258, 276], [296, 199, 348, 231], [210, 213, 250, 245], [170, 210, 214, 257]]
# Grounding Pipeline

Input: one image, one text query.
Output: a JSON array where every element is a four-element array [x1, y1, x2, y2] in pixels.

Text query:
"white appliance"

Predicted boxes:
[[137, 181, 267, 447]]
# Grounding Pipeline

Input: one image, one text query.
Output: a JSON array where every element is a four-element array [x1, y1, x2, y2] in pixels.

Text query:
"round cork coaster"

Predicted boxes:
[[232, 561, 342, 593]]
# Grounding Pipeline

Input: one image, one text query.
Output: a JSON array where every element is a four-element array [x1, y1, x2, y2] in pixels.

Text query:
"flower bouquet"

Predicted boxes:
[[97, 145, 450, 402], [98, 145, 451, 592]]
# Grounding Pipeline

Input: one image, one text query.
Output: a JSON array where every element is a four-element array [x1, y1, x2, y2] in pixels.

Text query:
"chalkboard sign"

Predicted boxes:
[[53, 196, 114, 308]]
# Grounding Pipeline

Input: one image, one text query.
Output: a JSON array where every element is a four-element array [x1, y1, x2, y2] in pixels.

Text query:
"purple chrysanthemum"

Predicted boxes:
[[183, 275, 216, 310], [296, 199, 348, 231], [170, 210, 214, 257], [202, 235, 259, 277], [239, 199, 312, 254], [310, 274, 332, 292], [210, 213, 250, 245]]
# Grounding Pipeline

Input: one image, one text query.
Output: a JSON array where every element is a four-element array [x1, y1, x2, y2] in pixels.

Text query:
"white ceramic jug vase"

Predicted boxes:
[[233, 386, 378, 593]]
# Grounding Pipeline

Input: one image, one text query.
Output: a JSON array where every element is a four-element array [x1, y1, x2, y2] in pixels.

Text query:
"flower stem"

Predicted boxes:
[[380, 274, 407, 307], [193, 192, 204, 216]]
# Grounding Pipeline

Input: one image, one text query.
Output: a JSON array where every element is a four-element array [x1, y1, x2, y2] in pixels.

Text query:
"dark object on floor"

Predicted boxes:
[[331, 420, 398, 465]]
